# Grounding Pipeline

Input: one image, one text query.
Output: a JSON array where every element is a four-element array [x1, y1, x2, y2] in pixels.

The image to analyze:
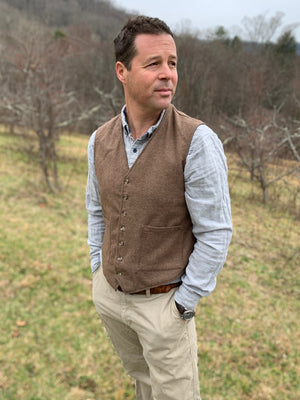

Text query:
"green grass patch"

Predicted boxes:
[[0, 131, 299, 399]]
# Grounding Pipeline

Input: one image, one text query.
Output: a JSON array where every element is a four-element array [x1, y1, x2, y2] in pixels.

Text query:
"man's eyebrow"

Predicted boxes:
[[144, 54, 177, 63], [144, 55, 161, 63]]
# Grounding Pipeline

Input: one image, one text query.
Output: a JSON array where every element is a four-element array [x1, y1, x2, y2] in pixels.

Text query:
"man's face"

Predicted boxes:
[[117, 33, 178, 116]]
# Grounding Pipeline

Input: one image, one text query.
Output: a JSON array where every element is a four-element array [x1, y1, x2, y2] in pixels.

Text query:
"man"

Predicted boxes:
[[86, 16, 232, 400]]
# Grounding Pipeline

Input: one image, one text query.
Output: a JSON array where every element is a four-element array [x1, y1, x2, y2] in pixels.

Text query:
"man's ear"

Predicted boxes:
[[116, 61, 127, 85]]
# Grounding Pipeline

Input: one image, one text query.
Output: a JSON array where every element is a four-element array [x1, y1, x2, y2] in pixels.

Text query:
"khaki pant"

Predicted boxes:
[[93, 267, 201, 400]]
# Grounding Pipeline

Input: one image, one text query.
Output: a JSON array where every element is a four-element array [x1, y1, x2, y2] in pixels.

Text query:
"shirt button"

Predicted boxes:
[[120, 226, 125, 231], [133, 148, 137, 153]]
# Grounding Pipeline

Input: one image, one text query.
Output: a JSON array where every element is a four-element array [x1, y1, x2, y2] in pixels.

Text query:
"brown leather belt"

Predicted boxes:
[[118, 282, 181, 295]]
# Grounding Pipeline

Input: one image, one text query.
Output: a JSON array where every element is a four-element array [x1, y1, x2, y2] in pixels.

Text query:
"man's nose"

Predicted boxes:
[[158, 63, 172, 80]]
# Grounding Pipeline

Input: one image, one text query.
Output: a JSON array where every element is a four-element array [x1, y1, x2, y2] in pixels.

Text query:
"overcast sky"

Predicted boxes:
[[115, 0, 300, 42]]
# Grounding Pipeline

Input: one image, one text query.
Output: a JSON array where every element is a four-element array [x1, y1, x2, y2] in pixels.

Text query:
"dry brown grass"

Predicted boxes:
[[0, 132, 299, 399]]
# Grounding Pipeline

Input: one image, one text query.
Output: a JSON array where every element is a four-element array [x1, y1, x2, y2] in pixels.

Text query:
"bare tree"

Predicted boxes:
[[0, 34, 80, 191], [223, 107, 300, 203], [241, 11, 285, 44], [0, 29, 122, 192]]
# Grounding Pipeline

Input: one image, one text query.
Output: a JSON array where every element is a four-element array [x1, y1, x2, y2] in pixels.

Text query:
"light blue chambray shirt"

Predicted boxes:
[[86, 106, 232, 310]]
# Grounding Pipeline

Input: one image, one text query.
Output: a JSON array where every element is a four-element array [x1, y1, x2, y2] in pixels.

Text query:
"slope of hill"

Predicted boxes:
[[0, 0, 130, 41], [0, 128, 299, 399]]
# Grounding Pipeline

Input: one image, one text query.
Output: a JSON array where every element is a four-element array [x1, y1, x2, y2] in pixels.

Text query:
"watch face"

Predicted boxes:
[[182, 310, 195, 320]]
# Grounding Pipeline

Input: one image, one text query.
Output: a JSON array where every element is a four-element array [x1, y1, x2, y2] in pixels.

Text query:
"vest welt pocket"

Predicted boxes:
[[137, 225, 184, 271]]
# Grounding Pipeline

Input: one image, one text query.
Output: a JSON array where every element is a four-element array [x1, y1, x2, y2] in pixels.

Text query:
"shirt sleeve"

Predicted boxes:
[[86, 131, 105, 272], [174, 124, 233, 310]]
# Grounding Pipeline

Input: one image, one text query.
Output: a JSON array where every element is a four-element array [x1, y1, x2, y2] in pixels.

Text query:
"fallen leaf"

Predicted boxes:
[[16, 320, 27, 327]]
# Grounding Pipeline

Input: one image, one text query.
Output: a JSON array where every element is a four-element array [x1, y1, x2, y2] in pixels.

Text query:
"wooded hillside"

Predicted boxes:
[[0, 0, 299, 202]]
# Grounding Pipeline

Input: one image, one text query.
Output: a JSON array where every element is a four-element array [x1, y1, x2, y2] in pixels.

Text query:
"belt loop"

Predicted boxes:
[[146, 289, 151, 297]]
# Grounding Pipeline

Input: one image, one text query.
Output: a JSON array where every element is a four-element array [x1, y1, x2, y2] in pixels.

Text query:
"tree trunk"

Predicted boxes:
[[250, 147, 255, 181], [39, 132, 56, 193], [259, 165, 269, 203], [50, 139, 61, 191]]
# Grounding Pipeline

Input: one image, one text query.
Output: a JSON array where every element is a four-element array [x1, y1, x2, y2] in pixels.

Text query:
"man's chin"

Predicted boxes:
[[153, 97, 173, 110]]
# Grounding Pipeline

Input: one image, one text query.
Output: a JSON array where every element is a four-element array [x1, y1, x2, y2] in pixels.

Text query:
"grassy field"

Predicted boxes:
[[0, 130, 299, 400]]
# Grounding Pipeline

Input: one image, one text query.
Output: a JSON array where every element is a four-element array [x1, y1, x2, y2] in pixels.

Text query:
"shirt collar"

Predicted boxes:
[[121, 105, 166, 139]]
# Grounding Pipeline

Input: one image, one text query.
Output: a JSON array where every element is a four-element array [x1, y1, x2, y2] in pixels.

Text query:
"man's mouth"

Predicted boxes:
[[155, 88, 172, 95]]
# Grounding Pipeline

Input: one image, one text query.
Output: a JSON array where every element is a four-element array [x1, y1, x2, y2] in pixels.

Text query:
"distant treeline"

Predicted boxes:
[[0, 0, 299, 199]]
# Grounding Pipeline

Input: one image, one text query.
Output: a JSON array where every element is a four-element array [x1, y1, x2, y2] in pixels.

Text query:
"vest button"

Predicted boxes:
[[123, 194, 128, 200], [124, 178, 129, 184], [117, 256, 123, 262], [122, 211, 127, 216], [119, 241, 124, 246], [120, 226, 125, 231]]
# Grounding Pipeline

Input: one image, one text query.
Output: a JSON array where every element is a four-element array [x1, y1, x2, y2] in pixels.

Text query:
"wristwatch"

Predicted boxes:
[[175, 301, 195, 320]]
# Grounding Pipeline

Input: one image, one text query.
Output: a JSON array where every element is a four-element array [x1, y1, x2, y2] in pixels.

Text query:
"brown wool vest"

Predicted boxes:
[[94, 104, 203, 293]]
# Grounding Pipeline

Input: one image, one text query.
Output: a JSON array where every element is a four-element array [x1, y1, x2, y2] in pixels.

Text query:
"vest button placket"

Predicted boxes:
[[118, 181, 128, 271]]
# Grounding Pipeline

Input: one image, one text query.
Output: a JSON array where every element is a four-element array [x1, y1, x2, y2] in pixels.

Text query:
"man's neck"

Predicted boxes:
[[125, 106, 163, 140]]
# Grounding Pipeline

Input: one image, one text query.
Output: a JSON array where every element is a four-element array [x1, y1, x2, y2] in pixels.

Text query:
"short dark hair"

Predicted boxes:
[[114, 15, 174, 70]]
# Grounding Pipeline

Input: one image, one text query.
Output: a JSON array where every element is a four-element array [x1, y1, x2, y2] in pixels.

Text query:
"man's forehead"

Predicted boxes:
[[134, 33, 177, 56]]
